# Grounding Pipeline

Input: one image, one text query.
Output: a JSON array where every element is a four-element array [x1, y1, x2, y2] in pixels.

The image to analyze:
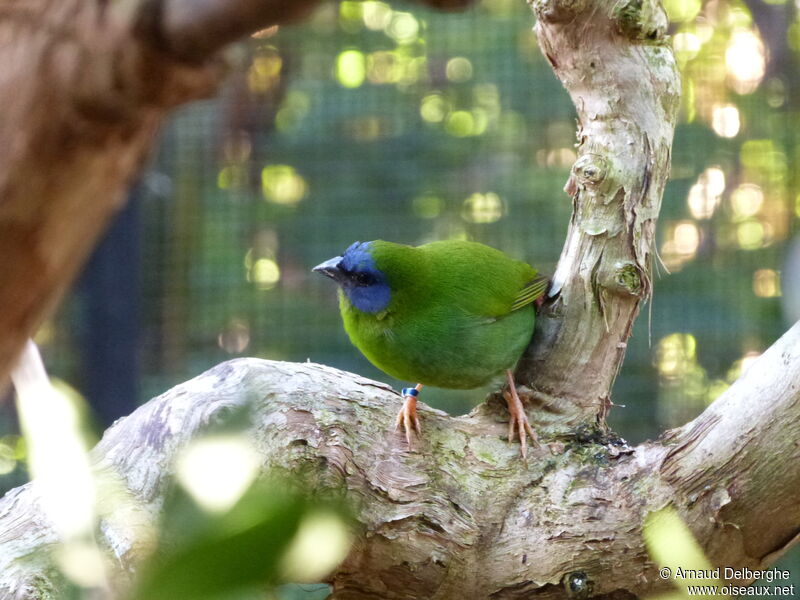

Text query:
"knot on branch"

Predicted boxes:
[[610, 261, 646, 297], [592, 258, 649, 301], [572, 154, 609, 187], [530, 0, 587, 23], [563, 570, 595, 599], [565, 154, 614, 197], [613, 0, 668, 42]]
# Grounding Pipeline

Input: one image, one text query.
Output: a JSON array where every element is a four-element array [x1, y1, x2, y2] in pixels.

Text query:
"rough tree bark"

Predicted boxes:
[[516, 0, 679, 431], [0, 327, 798, 598], [1, 0, 798, 598]]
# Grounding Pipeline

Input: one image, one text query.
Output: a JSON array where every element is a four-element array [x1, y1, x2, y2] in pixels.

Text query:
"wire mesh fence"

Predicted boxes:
[[2, 0, 798, 590]]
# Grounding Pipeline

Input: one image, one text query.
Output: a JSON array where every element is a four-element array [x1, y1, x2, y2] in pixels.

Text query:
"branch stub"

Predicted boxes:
[[531, 0, 587, 23], [572, 154, 609, 188], [612, 261, 646, 296], [563, 570, 595, 600], [613, 0, 669, 42]]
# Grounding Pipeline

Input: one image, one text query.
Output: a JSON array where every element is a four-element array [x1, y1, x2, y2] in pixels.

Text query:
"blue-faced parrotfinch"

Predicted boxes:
[[314, 239, 548, 457]]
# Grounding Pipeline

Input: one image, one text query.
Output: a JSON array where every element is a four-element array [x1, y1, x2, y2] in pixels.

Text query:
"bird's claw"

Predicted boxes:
[[503, 388, 540, 459], [395, 394, 421, 446]]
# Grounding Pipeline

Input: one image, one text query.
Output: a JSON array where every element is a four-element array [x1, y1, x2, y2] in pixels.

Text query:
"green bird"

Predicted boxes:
[[313, 239, 548, 457]]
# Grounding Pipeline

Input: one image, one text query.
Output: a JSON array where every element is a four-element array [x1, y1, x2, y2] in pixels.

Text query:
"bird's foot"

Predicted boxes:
[[504, 371, 540, 459], [394, 385, 422, 446]]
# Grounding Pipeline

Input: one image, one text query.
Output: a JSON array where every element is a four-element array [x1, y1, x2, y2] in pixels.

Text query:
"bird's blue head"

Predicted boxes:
[[313, 241, 391, 314]]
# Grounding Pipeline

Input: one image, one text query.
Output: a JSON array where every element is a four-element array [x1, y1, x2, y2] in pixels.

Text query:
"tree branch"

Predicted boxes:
[[0, 0, 476, 388], [156, 0, 475, 62], [0, 0, 222, 386], [515, 0, 680, 430], [0, 322, 798, 598], [661, 320, 800, 566]]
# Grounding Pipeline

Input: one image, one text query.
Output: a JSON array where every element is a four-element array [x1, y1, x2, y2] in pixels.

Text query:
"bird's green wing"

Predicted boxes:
[[510, 274, 549, 311], [406, 240, 546, 318]]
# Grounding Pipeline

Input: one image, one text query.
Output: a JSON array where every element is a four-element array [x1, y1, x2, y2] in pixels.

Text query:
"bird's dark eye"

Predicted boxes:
[[351, 271, 375, 286]]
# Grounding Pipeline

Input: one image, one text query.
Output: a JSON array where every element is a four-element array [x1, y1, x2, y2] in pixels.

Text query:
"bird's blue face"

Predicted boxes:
[[313, 242, 391, 314]]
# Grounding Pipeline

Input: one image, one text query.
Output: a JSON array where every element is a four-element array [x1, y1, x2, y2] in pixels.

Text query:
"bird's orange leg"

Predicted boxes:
[[395, 383, 423, 445], [503, 370, 540, 459]]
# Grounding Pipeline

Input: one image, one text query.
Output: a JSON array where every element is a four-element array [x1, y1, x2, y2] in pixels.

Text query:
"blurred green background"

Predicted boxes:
[[2, 0, 799, 595]]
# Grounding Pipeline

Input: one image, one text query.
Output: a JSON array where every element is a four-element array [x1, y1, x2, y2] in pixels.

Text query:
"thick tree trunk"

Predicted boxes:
[[0, 322, 798, 598]]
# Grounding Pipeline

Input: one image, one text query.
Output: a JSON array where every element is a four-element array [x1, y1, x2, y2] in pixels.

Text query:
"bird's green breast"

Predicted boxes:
[[337, 240, 538, 389], [341, 294, 534, 388]]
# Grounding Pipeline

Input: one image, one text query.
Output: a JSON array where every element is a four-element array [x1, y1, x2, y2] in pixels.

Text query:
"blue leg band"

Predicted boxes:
[[402, 387, 419, 398]]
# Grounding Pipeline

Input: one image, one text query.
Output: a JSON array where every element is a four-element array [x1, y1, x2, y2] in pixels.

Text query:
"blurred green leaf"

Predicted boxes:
[[644, 506, 725, 599], [132, 480, 351, 600]]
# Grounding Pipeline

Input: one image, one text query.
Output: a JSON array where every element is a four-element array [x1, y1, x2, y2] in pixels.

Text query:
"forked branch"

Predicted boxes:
[[0, 323, 797, 597]]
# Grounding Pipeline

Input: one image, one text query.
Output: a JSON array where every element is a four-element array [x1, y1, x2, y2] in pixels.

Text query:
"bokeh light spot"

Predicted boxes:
[[362, 1, 392, 30], [247, 53, 283, 94], [687, 167, 725, 219], [730, 183, 764, 219], [661, 221, 701, 271], [246, 257, 281, 290], [753, 269, 781, 298], [367, 51, 400, 84], [711, 103, 740, 138], [420, 93, 448, 123], [725, 30, 766, 94], [176, 436, 261, 513], [656, 333, 697, 378], [336, 50, 366, 88], [446, 57, 474, 83], [673, 32, 701, 62], [385, 12, 419, 44], [261, 165, 307, 205], [462, 192, 504, 224], [280, 512, 353, 582], [737, 220, 765, 249], [445, 110, 476, 137], [663, 0, 701, 22], [217, 319, 251, 354]]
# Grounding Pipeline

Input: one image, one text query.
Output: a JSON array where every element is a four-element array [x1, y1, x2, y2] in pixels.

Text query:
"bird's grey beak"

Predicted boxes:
[[312, 256, 344, 280]]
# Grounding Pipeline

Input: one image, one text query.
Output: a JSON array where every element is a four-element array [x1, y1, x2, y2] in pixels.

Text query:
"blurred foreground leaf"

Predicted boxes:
[[131, 478, 351, 600], [644, 506, 726, 600]]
